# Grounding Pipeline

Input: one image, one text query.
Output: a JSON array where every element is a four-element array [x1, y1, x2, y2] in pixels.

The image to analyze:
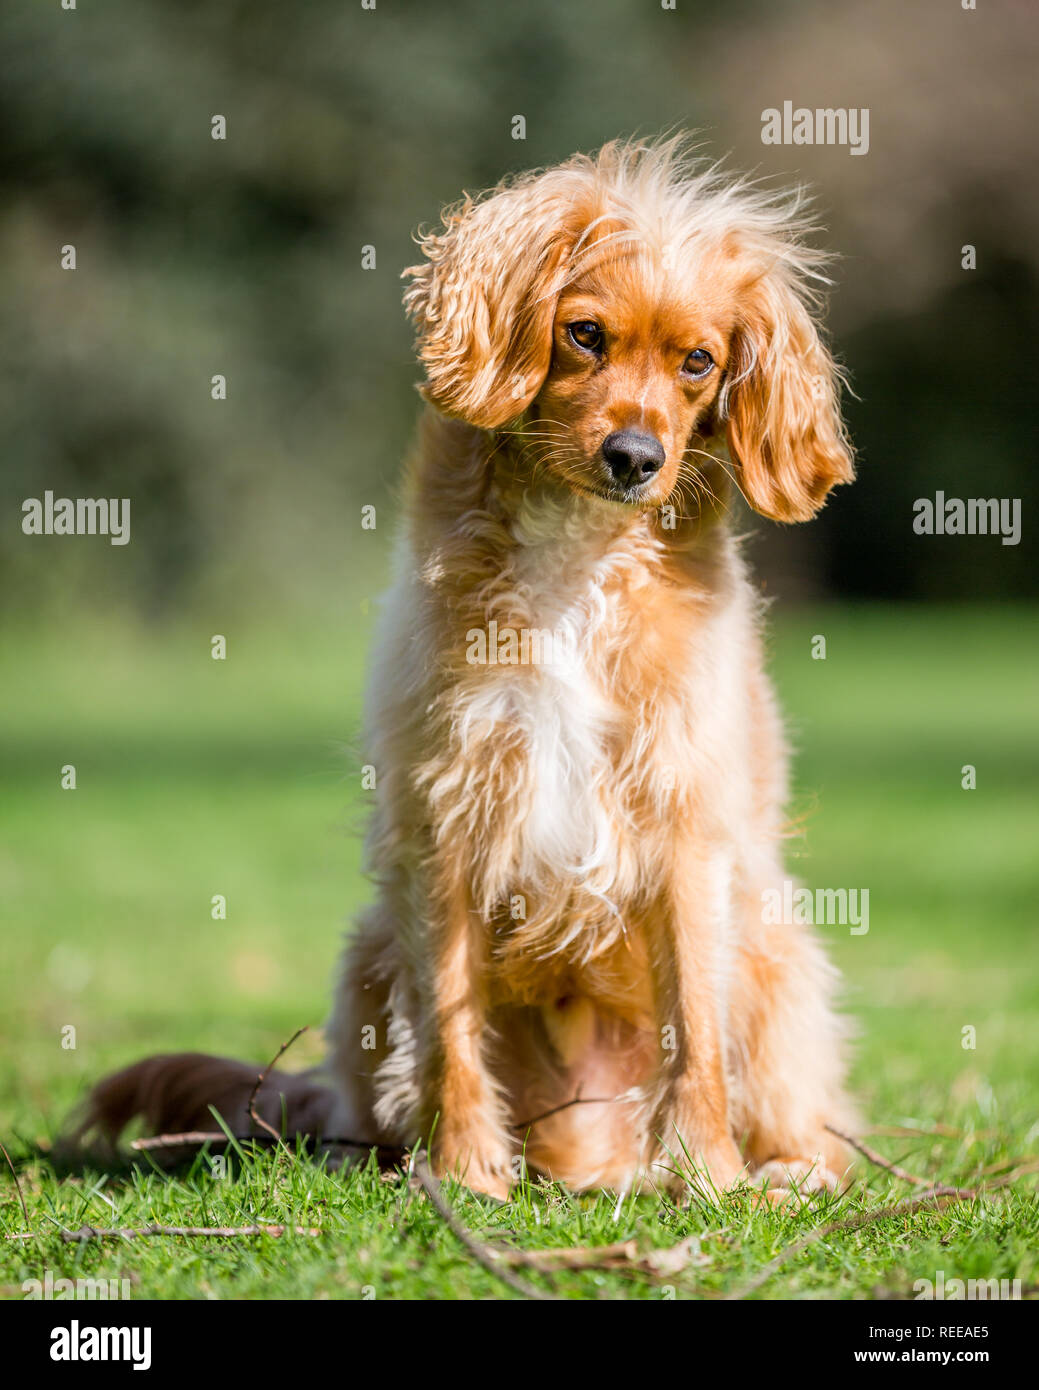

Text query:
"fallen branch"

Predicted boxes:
[[497, 1233, 710, 1277], [411, 1148, 715, 1292], [130, 1130, 404, 1160], [827, 1124, 1039, 1200], [59, 1223, 322, 1243], [128, 1087, 621, 1157], [132, 1130, 257, 1151], [0, 1140, 30, 1233], [410, 1151, 556, 1301], [728, 1164, 1035, 1301], [511, 1091, 618, 1134], [496, 1238, 640, 1271], [728, 1190, 962, 1301], [247, 1025, 309, 1148], [826, 1124, 933, 1187]]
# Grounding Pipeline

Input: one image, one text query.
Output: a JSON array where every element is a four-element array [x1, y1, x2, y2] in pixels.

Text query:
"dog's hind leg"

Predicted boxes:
[[325, 901, 419, 1151]]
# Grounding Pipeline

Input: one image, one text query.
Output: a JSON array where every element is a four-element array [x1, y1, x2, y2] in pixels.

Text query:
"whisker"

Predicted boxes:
[[680, 445, 746, 514]]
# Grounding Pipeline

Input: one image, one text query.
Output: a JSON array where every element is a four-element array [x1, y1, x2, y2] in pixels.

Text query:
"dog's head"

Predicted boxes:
[[403, 138, 853, 522]]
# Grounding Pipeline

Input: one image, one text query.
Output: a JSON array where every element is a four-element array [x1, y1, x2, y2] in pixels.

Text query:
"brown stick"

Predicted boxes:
[[130, 1130, 405, 1159], [497, 1232, 710, 1277], [410, 1151, 556, 1301], [496, 1239, 639, 1270], [128, 1090, 622, 1156], [59, 1223, 322, 1243], [511, 1091, 617, 1134], [728, 1165, 1035, 1301], [826, 1123, 933, 1187], [132, 1130, 253, 1150], [247, 1025, 309, 1146], [0, 1140, 30, 1233], [128, 1103, 620, 1153], [826, 1124, 1038, 1199]]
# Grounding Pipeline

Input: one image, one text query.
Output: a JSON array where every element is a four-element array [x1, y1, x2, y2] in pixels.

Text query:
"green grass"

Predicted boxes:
[[1, 604, 1037, 1299]]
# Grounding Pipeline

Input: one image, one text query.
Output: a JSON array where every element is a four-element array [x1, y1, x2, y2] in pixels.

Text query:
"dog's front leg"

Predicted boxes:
[[425, 866, 513, 1200], [648, 841, 747, 1197]]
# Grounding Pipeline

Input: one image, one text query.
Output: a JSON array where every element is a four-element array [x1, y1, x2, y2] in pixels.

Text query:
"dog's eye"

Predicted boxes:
[[682, 348, 715, 379], [568, 321, 604, 353]]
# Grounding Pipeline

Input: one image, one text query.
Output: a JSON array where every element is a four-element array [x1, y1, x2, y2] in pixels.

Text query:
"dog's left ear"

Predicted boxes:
[[721, 272, 854, 522], [403, 173, 587, 429]]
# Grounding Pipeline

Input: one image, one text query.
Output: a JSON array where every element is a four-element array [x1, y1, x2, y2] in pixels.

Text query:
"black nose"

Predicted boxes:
[[602, 429, 666, 489]]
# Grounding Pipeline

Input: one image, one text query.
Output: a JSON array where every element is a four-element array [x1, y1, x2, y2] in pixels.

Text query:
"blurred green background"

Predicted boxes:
[[1, 0, 1037, 1147]]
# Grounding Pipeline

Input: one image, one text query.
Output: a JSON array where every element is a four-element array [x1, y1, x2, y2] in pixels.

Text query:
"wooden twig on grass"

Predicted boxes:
[[411, 1149, 715, 1296], [130, 1129, 406, 1158], [510, 1089, 617, 1134], [727, 1191, 960, 1301], [497, 1233, 710, 1277], [247, 1025, 309, 1148], [410, 1151, 557, 1300], [498, 1238, 640, 1271], [1, 1140, 30, 1232], [827, 1123, 1039, 1199], [728, 1161, 1036, 1301], [128, 1088, 620, 1158], [131, 1130, 262, 1152], [58, 1223, 321, 1243], [826, 1123, 934, 1187]]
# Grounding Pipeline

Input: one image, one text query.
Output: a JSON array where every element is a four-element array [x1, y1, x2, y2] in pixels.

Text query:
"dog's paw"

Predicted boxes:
[[437, 1160, 512, 1203], [754, 1155, 843, 1206], [649, 1137, 748, 1201], [430, 1135, 514, 1202]]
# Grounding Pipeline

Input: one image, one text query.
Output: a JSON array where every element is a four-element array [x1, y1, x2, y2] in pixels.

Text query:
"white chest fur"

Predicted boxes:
[[453, 494, 656, 896]]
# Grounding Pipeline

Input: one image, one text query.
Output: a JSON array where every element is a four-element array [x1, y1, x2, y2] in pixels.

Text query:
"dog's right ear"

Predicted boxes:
[[403, 172, 588, 429]]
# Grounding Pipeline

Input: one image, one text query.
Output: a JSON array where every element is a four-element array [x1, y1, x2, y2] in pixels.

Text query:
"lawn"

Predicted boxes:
[[1, 604, 1037, 1300]]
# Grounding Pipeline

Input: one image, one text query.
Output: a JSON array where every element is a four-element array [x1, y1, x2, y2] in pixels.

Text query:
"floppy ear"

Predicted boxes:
[[722, 272, 854, 522], [402, 173, 586, 429]]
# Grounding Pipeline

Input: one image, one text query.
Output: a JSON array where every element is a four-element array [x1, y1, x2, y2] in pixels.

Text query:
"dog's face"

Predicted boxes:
[[404, 144, 853, 522], [535, 252, 741, 507]]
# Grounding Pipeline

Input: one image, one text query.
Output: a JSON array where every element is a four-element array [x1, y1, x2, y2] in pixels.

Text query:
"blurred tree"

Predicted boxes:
[[0, 0, 1034, 616]]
